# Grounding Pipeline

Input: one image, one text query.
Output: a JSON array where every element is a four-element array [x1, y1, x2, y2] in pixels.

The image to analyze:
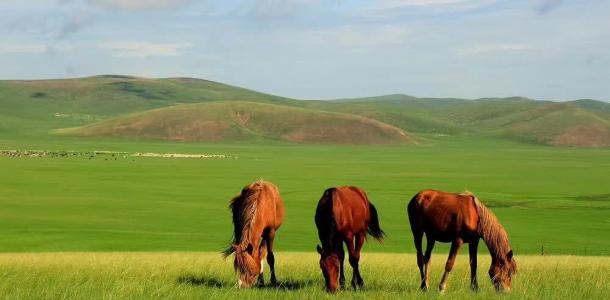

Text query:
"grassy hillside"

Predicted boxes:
[[477, 103, 610, 147], [57, 101, 416, 144], [316, 96, 610, 147], [0, 76, 294, 138], [2, 75, 610, 146]]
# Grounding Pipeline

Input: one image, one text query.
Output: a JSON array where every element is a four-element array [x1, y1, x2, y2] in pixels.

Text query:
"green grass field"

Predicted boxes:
[[0, 252, 607, 299], [1, 136, 609, 255]]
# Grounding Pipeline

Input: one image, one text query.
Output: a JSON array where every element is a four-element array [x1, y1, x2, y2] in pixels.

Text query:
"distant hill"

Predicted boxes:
[[0, 75, 295, 138], [315, 95, 610, 147], [478, 103, 610, 147], [57, 101, 417, 144], [1, 75, 610, 147]]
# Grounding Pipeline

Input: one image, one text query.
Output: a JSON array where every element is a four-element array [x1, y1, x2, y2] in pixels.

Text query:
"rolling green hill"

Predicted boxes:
[[478, 103, 610, 147], [1, 75, 610, 146], [0, 75, 294, 138], [57, 101, 416, 144]]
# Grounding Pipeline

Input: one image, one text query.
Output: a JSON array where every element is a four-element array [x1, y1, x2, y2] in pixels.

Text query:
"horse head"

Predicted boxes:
[[316, 244, 340, 292], [232, 243, 261, 288], [489, 250, 517, 292]]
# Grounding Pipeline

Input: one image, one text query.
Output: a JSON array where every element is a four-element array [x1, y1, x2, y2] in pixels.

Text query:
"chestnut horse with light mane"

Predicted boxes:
[[407, 189, 516, 292], [223, 180, 285, 288], [315, 186, 385, 292]]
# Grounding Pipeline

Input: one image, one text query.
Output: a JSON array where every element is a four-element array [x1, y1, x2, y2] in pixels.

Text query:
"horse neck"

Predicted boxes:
[[482, 230, 510, 262], [476, 200, 511, 260]]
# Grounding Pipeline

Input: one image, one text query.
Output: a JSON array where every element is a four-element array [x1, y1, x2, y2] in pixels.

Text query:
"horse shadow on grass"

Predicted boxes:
[[177, 275, 312, 291], [177, 275, 226, 288]]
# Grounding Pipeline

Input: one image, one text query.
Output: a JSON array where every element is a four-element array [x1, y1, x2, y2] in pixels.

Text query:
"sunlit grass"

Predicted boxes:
[[0, 252, 607, 299]]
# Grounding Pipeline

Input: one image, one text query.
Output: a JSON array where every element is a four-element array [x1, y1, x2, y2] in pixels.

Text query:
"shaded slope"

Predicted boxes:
[[58, 101, 417, 144], [320, 95, 610, 147], [306, 96, 546, 135], [478, 103, 610, 147]]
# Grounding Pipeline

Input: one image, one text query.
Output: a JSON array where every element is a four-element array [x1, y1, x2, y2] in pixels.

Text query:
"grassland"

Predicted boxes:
[[1, 136, 609, 255], [0, 252, 608, 299]]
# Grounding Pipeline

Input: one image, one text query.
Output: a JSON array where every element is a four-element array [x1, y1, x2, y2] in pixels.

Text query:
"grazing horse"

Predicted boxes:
[[407, 189, 517, 292], [315, 186, 385, 292], [223, 180, 285, 288]]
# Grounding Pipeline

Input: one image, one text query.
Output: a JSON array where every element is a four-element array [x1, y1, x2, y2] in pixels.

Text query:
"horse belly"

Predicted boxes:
[[423, 213, 474, 243]]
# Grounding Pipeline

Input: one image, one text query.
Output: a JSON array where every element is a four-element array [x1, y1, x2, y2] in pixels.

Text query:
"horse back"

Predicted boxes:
[[331, 186, 370, 234], [408, 189, 478, 242]]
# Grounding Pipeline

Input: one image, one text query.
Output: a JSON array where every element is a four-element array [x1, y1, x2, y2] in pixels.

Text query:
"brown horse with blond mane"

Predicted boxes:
[[407, 189, 516, 292], [315, 186, 385, 292], [223, 180, 285, 288]]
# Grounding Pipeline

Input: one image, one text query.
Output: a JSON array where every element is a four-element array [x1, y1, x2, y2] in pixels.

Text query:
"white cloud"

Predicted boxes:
[[460, 43, 533, 55], [90, 0, 189, 11], [0, 44, 47, 54], [100, 42, 193, 58]]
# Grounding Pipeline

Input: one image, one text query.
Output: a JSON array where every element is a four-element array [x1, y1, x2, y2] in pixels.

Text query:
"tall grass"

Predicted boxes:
[[0, 252, 607, 299]]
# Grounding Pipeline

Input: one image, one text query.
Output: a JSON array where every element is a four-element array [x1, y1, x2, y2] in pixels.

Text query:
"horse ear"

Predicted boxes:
[[507, 250, 513, 260], [316, 244, 323, 254], [246, 243, 253, 255]]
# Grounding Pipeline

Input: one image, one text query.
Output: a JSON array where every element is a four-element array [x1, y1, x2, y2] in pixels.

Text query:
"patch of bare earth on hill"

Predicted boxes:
[[233, 111, 252, 126], [101, 118, 245, 142], [283, 117, 416, 144], [167, 120, 233, 141], [551, 124, 610, 147]]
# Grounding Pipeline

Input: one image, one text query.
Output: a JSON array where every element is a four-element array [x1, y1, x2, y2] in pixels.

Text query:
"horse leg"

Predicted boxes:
[[338, 241, 346, 288], [422, 235, 435, 291], [412, 230, 425, 289], [343, 233, 360, 290], [256, 240, 267, 287], [265, 229, 277, 286], [439, 239, 463, 292], [353, 233, 366, 288], [469, 239, 479, 291]]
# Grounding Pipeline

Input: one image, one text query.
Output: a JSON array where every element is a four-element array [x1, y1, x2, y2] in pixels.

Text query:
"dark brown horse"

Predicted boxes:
[[407, 189, 516, 292], [223, 180, 285, 288], [315, 186, 385, 292]]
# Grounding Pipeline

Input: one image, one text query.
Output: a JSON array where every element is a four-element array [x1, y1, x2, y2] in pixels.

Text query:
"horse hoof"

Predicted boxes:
[[420, 285, 429, 292]]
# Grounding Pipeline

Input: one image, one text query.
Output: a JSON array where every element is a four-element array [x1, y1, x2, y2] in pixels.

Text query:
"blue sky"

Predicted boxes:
[[1, 0, 609, 101]]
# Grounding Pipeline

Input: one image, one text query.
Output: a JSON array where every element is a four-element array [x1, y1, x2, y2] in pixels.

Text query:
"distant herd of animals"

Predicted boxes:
[[224, 180, 516, 293]]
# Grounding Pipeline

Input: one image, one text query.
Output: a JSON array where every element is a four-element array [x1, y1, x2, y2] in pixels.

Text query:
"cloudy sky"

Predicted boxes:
[[1, 0, 609, 100]]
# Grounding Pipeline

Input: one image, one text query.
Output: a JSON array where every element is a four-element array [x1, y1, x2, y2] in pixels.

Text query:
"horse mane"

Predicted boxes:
[[472, 196, 511, 261], [223, 180, 264, 257]]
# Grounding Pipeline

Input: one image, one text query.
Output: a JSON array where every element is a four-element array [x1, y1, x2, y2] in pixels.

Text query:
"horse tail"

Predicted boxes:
[[367, 202, 386, 242], [222, 191, 243, 257], [406, 192, 421, 232]]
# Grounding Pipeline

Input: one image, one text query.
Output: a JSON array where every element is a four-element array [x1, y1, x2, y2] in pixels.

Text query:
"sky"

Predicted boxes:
[[0, 0, 609, 101]]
